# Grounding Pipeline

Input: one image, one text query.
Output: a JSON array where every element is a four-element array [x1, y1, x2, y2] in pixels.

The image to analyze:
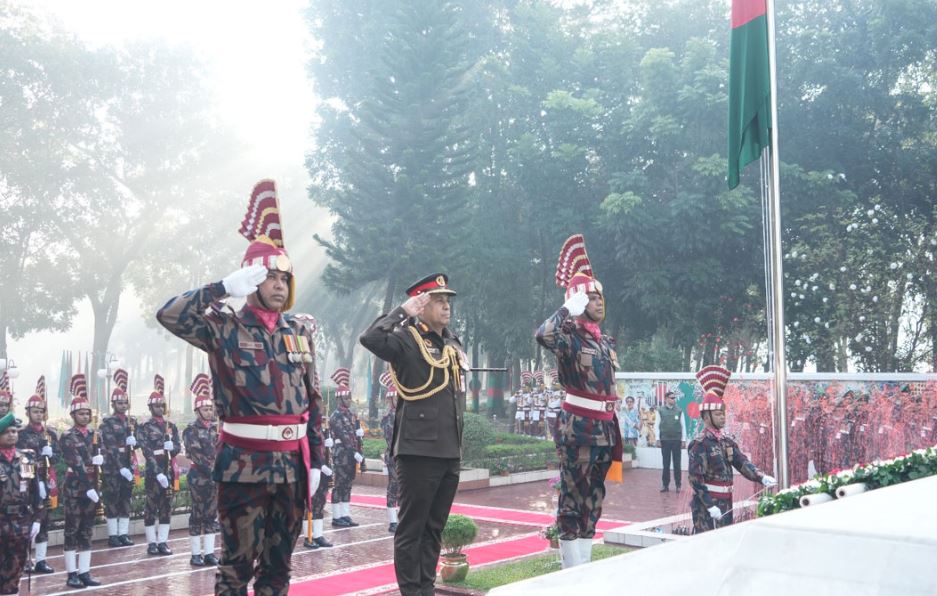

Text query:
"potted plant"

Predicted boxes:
[[439, 514, 478, 583], [541, 523, 560, 549]]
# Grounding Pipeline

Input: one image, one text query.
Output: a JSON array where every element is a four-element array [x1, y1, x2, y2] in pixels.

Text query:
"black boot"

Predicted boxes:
[[190, 554, 205, 566], [108, 535, 123, 548], [331, 517, 350, 528], [303, 537, 319, 549], [388, 522, 398, 533], [314, 536, 333, 548], [157, 542, 173, 555], [78, 572, 101, 587], [66, 572, 86, 589], [119, 534, 135, 546], [342, 516, 360, 527], [34, 559, 55, 574], [147, 542, 159, 555], [202, 553, 220, 565]]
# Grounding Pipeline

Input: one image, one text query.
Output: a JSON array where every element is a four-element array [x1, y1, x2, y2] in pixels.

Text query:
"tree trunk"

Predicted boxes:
[[89, 288, 122, 413]]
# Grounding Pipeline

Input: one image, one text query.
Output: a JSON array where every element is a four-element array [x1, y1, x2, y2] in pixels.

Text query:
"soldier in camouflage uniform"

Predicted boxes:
[[183, 373, 220, 567], [60, 374, 103, 588], [136, 375, 181, 556], [0, 381, 10, 419], [688, 366, 776, 534], [329, 369, 365, 528], [536, 235, 623, 569], [156, 179, 324, 596], [303, 401, 333, 549], [380, 375, 399, 532], [0, 412, 45, 595], [99, 368, 138, 548], [17, 388, 59, 574]]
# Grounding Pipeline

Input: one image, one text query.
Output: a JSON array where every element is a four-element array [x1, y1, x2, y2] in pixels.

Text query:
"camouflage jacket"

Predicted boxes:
[[0, 448, 43, 520], [156, 282, 324, 483], [687, 428, 763, 508], [535, 307, 619, 401], [135, 417, 181, 480], [183, 420, 217, 476], [329, 407, 361, 455], [381, 408, 395, 452], [16, 424, 59, 466], [60, 426, 97, 494], [100, 413, 138, 474]]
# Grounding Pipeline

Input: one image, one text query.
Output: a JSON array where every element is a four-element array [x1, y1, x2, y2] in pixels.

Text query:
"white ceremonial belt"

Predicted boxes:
[[222, 421, 307, 441], [705, 483, 733, 493], [117, 447, 126, 453], [153, 449, 165, 455], [564, 394, 613, 412]]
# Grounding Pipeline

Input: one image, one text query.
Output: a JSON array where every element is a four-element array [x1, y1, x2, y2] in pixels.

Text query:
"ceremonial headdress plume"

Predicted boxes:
[[697, 365, 731, 412], [69, 373, 91, 414], [148, 374, 166, 406], [555, 234, 603, 300], [380, 370, 397, 398], [239, 179, 295, 311], [331, 368, 351, 397], [520, 371, 533, 388], [190, 373, 213, 410], [111, 368, 129, 402], [0, 372, 11, 404], [36, 375, 46, 401], [26, 374, 46, 411]]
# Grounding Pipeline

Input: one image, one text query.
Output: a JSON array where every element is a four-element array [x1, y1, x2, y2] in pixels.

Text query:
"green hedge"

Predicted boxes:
[[362, 437, 386, 459], [484, 442, 555, 458]]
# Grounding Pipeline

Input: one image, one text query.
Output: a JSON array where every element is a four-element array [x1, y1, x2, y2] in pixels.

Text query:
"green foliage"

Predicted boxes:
[[441, 514, 478, 555], [483, 442, 555, 458], [461, 413, 497, 461], [617, 339, 685, 372], [362, 437, 386, 460]]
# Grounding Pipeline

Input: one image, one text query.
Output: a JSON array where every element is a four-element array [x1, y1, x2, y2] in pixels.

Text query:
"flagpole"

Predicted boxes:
[[764, 0, 790, 489]]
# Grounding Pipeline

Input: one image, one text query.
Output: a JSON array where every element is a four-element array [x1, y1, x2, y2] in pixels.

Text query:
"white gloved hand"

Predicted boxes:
[[41, 445, 54, 457], [761, 475, 777, 487], [120, 467, 134, 482], [563, 291, 590, 317], [126, 436, 137, 447], [707, 505, 722, 519], [321, 464, 333, 476], [38, 481, 47, 500], [509, 396, 516, 403], [324, 437, 334, 448], [309, 468, 321, 495], [354, 452, 364, 463], [91, 454, 104, 466], [156, 473, 169, 489], [163, 440, 174, 451], [30, 522, 41, 542], [222, 264, 268, 298], [355, 428, 365, 437], [86, 489, 100, 503]]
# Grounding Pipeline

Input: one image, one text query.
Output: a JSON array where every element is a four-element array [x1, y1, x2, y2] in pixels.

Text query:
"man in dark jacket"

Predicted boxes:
[[657, 391, 684, 492]]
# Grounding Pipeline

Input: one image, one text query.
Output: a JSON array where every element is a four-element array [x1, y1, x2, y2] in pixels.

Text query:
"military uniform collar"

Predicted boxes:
[[238, 305, 289, 330], [415, 320, 458, 342]]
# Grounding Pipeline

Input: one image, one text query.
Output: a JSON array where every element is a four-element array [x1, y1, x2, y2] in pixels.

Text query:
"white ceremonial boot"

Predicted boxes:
[[577, 537, 593, 564], [559, 539, 580, 569]]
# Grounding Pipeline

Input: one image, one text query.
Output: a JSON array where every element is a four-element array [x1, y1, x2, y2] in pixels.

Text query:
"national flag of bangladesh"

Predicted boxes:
[[727, 0, 772, 189]]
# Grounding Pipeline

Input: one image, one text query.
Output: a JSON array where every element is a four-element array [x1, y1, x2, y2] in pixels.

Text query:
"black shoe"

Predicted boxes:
[[331, 517, 350, 528], [303, 537, 319, 549], [78, 572, 101, 587], [157, 542, 173, 555], [388, 522, 398, 533], [190, 554, 205, 566], [660, 486, 669, 492], [147, 542, 159, 555], [108, 535, 122, 548], [34, 559, 55, 574], [342, 516, 359, 527], [119, 534, 135, 546], [313, 536, 333, 548], [66, 572, 85, 589], [203, 553, 220, 566], [675, 485, 682, 491]]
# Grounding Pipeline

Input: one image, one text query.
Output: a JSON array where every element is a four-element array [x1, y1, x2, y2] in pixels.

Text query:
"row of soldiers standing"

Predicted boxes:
[[510, 381, 564, 438]]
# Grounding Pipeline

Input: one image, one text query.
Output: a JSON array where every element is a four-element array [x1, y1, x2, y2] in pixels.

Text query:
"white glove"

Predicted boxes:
[[509, 396, 516, 403], [222, 264, 268, 298], [761, 475, 777, 487], [38, 481, 47, 500], [707, 505, 722, 519], [126, 436, 137, 447], [321, 464, 333, 476], [324, 437, 334, 448], [120, 467, 134, 482], [355, 428, 364, 437], [41, 445, 54, 457], [163, 440, 174, 451], [156, 473, 169, 488], [309, 468, 321, 495], [91, 454, 104, 466], [86, 489, 100, 503], [354, 452, 364, 463], [563, 291, 589, 317], [30, 522, 41, 542]]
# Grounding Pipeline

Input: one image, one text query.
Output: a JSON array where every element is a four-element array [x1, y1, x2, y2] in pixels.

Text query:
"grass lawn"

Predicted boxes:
[[445, 544, 634, 592]]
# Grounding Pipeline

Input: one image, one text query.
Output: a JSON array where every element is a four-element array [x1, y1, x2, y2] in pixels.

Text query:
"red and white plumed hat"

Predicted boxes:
[[69, 373, 92, 414], [380, 371, 397, 398], [111, 368, 129, 402], [331, 368, 351, 397], [26, 374, 46, 410], [697, 365, 731, 412], [520, 371, 533, 387], [0, 372, 11, 405], [555, 234, 603, 300], [190, 373, 212, 410], [239, 179, 295, 311], [148, 374, 166, 406]]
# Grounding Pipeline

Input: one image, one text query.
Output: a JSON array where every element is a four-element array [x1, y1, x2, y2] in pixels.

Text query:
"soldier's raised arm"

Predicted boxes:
[[359, 293, 430, 364], [535, 292, 588, 354]]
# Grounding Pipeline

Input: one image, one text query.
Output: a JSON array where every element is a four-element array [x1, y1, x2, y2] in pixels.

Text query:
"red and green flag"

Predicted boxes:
[[727, 0, 772, 189]]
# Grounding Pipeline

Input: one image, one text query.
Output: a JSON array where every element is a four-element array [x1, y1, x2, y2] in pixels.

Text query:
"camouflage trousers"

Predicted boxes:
[[310, 472, 329, 519], [34, 505, 52, 544], [64, 493, 97, 550], [691, 496, 734, 534], [384, 452, 399, 508], [188, 471, 219, 536], [216, 480, 304, 596], [330, 450, 356, 503], [556, 444, 612, 540], [0, 515, 30, 593], [103, 472, 133, 519], [144, 475, 174, 526]]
